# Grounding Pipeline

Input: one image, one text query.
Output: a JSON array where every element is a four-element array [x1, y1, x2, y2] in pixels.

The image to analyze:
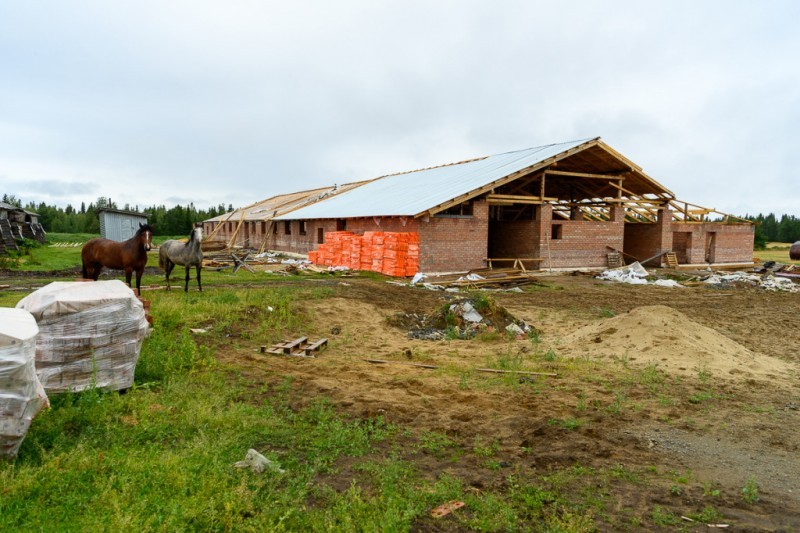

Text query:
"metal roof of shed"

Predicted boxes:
[[274, 138, 602, 220]]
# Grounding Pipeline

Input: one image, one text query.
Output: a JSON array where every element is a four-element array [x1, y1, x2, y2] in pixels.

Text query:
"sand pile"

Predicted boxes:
[[559, 305, 793, 379]]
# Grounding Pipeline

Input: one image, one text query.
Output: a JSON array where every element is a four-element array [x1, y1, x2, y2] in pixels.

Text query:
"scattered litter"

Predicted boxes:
[[410, 272, 426, 285], [452, 302, 483, 324], [431, 500, 465, 518], [189, 328, 208, 334], [703, 271, 799, 292], [233, 449, 284, 474], [680, 515, 728, 528]]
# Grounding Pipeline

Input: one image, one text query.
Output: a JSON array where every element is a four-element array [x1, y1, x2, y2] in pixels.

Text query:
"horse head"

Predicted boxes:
[[192, 226, 203, 243], [138, 223, 154, 251]]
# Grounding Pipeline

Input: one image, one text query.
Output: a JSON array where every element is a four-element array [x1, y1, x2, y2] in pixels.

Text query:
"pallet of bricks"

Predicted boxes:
[[308, 231, 419, 277]]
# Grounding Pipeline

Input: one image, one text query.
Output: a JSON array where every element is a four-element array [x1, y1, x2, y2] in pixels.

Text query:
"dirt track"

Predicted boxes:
[[210, 273, 800, 530]]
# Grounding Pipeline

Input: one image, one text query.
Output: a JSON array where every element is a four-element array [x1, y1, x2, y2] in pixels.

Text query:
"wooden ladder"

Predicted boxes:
[[664, 252, 678, 269]]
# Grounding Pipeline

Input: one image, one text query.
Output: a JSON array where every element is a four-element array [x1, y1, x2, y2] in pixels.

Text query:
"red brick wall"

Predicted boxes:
[[489, 219, 537, 258], [624, 223, 668, 264], [417, 200, 489, 272], [670, 222, 754, 264], [532, 205, 624, 268]]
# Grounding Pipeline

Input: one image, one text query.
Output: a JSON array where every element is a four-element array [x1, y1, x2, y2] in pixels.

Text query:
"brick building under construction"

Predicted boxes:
[[202, 138, 754, 273]]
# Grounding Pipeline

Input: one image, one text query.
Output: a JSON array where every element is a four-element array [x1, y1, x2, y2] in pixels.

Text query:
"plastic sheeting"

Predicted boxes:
[[16, 280, 151, 393], [597, 262, 649, 285], [0, 308, 49, 458]]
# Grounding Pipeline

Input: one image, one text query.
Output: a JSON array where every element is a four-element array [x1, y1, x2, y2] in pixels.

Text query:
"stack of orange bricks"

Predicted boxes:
[[307, 231, 419, 277]]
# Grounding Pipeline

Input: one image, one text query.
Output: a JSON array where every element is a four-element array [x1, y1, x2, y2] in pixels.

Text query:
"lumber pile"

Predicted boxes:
[[308, 231, 419, 277]]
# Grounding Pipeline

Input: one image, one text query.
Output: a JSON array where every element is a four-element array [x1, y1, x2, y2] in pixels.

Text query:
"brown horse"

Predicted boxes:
[[81, 223, 154, 295]]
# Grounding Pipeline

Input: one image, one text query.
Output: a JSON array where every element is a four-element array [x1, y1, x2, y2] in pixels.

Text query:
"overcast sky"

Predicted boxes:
[[1, 1, 798, 217]]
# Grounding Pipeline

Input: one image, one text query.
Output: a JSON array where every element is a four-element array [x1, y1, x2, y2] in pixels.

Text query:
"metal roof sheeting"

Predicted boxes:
[[274, 138, 596, 220]]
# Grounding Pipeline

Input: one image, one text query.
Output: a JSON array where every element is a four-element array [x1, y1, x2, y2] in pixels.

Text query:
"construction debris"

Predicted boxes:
[[411, 268, 541, 290], [702, 271, 799, 292], [388, 295, 537, 341]]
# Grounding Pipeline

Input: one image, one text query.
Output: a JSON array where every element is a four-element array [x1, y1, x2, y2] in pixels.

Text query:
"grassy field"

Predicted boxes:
[[754, 242, 800, 265], [1, 282, 606, 531], [0, 233, 188, 272], [2, 238, 797, 530]]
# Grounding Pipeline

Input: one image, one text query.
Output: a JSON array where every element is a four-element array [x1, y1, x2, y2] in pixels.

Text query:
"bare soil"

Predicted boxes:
[[211, 273, 800, 529]]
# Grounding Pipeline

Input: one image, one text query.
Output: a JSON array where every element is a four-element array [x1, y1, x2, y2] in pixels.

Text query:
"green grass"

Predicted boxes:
[[755, 243, 800, 265]]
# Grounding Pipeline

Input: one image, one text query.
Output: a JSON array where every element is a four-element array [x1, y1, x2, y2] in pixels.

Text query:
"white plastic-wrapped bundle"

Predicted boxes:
[[0, 308, 49, 458], [16, 280, 151, 393]]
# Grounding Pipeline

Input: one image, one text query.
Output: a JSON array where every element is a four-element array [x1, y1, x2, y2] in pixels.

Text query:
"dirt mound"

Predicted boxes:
[[559, 305, 793, 380], [387, 295, 533, 340]]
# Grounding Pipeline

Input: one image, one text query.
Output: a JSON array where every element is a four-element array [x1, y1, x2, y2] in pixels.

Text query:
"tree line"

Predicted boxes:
[[745, 213, 800, 249], [2, 194, 232, 236]]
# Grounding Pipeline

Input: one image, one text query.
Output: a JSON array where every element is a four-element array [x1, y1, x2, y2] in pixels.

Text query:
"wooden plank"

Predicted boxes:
[[474, 368, 558, 377], [281, 337, 308, 354], [544, 170, 625, 180], [303, 338, 328, 355]]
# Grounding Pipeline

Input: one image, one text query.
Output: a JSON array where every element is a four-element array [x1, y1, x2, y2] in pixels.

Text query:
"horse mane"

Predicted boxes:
[[136, 224, 154, 235]]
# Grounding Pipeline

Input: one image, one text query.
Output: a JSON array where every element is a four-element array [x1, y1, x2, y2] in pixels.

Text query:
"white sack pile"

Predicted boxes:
[[16, 280, 151, 393], [0, 308, 49, 458]]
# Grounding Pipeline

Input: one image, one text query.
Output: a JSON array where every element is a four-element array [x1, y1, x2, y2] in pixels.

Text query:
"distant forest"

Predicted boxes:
[[2, 194, 232, 236], [746, 213, 800, 249]]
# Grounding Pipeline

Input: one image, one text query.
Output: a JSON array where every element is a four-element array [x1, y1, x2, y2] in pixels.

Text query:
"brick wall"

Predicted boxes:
[[670, 222, 754, 264], [489, 219, 538, 258], [417, 200, 489, 272], [537, 205, 625, 268]]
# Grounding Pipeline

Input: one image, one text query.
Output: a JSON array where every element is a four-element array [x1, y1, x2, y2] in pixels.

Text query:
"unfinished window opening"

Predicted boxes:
[[273, 222, 278, 235], [299, 220, 307, 235], [261, 221, 267, 233], [317, 227, 324, 244], [284, 221, 291, 235], [551, 224, 563, 240], [336, 219, 347, 231], [490, 204, 536, 222], [435, 201, 473, 217]]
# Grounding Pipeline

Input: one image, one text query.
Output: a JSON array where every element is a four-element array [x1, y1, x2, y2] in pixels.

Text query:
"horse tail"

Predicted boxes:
[[158, 246, 165, 269]]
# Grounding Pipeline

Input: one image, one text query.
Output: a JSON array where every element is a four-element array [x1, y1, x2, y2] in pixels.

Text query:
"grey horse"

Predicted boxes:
[[159, 227, 204, 292]]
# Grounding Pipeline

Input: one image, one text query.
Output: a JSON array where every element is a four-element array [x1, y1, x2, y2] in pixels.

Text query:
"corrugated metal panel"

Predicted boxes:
[[99, 211, 147, 241], [274, 138, 595, 220]]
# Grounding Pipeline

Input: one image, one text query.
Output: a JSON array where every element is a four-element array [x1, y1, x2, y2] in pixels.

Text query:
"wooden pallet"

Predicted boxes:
[[664, 252, 678, 269], [264, 337, 328, 357]]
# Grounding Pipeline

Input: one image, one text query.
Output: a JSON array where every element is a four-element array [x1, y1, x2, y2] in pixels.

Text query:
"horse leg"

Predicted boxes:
[[91, 264, 101, 281], [196, 264, 202, 292], [135, 268, 143, 297], [125, 268, 133, 289], [184, 265, 190, 292], [165, 261, 174, 291]]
